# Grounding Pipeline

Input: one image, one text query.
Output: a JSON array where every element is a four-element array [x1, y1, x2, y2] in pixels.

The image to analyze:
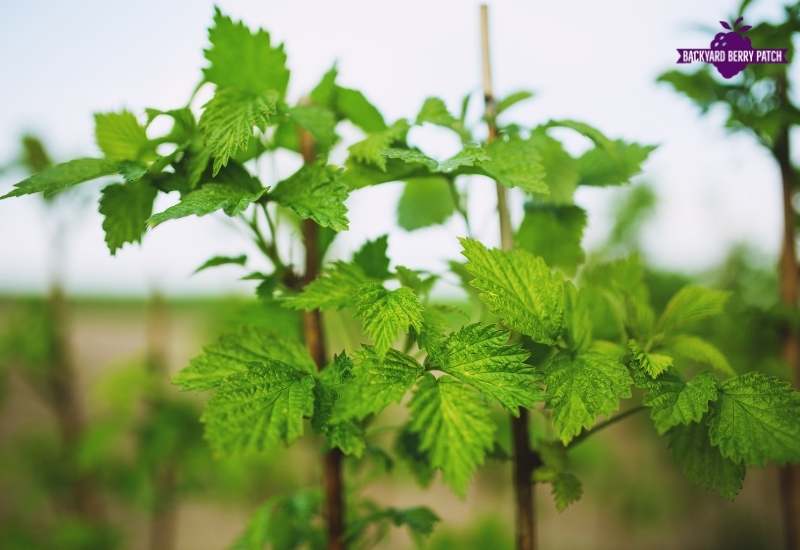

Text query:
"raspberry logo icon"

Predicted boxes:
[[710, 17, 753, 78]]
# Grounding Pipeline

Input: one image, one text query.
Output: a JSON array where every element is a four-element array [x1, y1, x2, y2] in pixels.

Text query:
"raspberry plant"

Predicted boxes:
[[3, 6, 800, 550]]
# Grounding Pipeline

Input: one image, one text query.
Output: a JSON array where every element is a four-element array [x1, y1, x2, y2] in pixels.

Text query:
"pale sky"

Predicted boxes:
[[0, 0, 796, 296]]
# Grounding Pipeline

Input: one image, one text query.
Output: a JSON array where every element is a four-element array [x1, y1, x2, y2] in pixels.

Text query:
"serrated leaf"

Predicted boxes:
[[708, 373, 800, 466], [527, 127, 579, 204], [94, 110, 150, 161], [416, 97, 470, 142], [200, 88, 279, 175], [203, 8, 289, 96], [515, 204, 586, 274], [644, 372, 719, 435], [193, 254, 247, 274], [283, 262, 369, 311], [348, 120, 409, 170], [439, 146, 490, 173], [174, 327, 315, 391], [665, 334, 735, 376], [149, 163, 266, 226], [461, 238, 565, 344], [2, 158, 119, 199], [98, 179, 157, 255], [480, 137, 547, 193], [669, 420, 745, 499], [332, 347, 423, 421], [657, 285, 729, 334], [354, 283, 424, 354], [534, 469, 583, 512], [202, 361, 315, 455], [270, 162, 349, 230], [409, 374, 495, 495], [543, 351, 633, 444], [627, 340, 673, 379], [335, 86, 387, 133], [397, 177, 456, 231], [427, 323, 541, 413], [352, 235, 391, 279]]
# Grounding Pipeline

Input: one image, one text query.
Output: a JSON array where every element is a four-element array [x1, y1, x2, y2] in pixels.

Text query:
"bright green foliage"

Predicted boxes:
[[409, 374, 495, 495], [542, 350, 633, 444], [515, 204, 586, 274], [202, 361, 315, 455], [94, 111, 150, 161], [627, 340, 673, 379], [480, 137, 547, 194], [332, 348, 423, 421], [232, 491, 323, 550], [348, 120, 410, 170], [527, 128, 579, 204], [1, 158, 119, 199], [669, 421, 745, 500], [533, 468, 583, 511], [643, 372, 718, 435], [416, 97, 470, 142], [397, 177, 455, 230], [657, 285, 730, 334], [283, 261, 369, 311], [495, 90, 535, 117], [354, 283, 424, 355], [98, 179, 157, 254], [665, 334, 734, 376], [287, 105, 337, 150], [348, 504, 439, 546], [199, 88, 279, 175], [708, 373, 800, 466], [438, 145, 489, 173], [461, 238, 565, 344], [352, 235, 391, 279], [149, 164, 267, 226], [426, 323, 541, 413], [270, 162, 349, 230], [310, 65, 387, 133], [203, 8, 289, 96], [175, 327, 315, 391], [193, 254, 247, 274]]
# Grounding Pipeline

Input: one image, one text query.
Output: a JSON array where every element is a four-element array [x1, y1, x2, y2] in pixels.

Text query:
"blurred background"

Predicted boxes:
[[0, 0, 798, 549]]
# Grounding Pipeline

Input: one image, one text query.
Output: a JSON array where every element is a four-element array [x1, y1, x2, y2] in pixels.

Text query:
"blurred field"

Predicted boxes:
[[0, 294, 785, 549]]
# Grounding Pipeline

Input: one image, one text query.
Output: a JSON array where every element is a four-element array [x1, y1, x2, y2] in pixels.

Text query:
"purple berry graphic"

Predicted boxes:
[[709, 19, 753, 78]]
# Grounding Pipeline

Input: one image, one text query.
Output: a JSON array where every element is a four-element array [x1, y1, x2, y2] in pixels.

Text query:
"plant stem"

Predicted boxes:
[[567, 405, 646, 449], [773, 72, 800, 550], [298, 126, 345, 550], [480, 6, 539, 550]]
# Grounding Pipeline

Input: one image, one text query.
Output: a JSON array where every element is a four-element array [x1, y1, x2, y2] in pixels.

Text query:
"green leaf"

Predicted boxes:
[[270, 162, 349, 231], [148, 163, 266, 226], [200, 88, 279, 175], [335, 86, 387, 133], [98, 179, 157, 255], [348, 120, 409, 170], [203, 8, 289, 96], [527, 127, 579, 204], [495, 90, 535, 116], [2, 158, 119, 199], [627, 340, 673, 379], [708, 373, 800, 466], [665, 335, 735, 376], [202, 360, 315, 455], [397, 177, 456, 231], [409, 374, 495, 495], [283, 261, 369, 311], [427, 323, 541, 413], [288, 105, 337, 150], [332, 347, 423, 421], [461, 238, 565, 344], [174, 327, 315, 391], [352, 235, 391, 280], [657, 285, 730, 334], [94, 110, 149, 161], [515, 204, 586, 274], [439, 146, 489, 173], [395, 427, 435, 487], [416, 97, 470, 141], [480, 137, 547, 193], [563, 283, 592, 353], [669, 420, 745, 499], [643, 372, 719, 435], [348, 505, 439, 545], [354, 283, 424, 355], [193, 254, 247, 274], [534, 468, 583, 511], [542, 350, 633, 444]]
